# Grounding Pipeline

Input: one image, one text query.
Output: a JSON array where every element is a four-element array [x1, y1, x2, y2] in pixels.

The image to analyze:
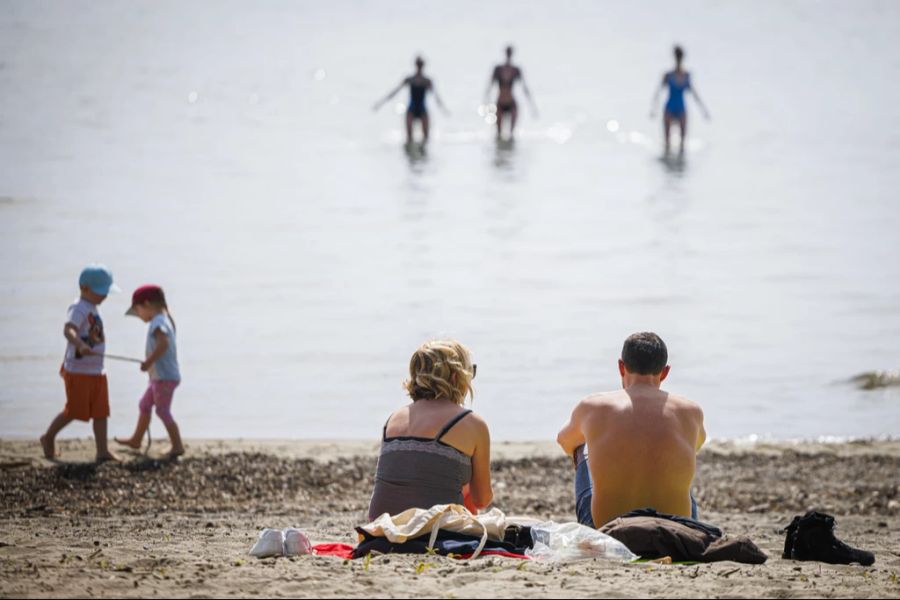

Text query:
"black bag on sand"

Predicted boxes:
[[782, 511, 875, 566]]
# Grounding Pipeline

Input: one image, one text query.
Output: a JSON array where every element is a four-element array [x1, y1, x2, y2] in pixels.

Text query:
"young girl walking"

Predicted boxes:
[[115, 284, 184, 458]]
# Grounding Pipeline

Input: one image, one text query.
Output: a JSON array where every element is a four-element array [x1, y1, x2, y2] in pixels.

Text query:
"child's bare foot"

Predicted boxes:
[[165, 447, 185, 460], [114, 437, 142, 450], [40, 434, 60, 459], [95, 452, 121, 464]]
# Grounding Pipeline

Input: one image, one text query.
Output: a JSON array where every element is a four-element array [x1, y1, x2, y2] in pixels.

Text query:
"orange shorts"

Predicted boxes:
[[62, 371, 110, 421]]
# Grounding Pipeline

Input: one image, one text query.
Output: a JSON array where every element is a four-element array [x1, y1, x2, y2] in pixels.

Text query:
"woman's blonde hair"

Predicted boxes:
[[404, 339, 475, 405]]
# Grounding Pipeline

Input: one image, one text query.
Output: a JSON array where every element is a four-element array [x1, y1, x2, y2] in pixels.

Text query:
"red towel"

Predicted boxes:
[[312, 543, 355, 559]]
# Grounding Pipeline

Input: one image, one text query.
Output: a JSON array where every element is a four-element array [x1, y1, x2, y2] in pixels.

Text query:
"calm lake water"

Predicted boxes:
[[1, 1, 899, 440]]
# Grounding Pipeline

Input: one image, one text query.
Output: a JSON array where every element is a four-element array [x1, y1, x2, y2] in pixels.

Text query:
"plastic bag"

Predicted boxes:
[[525, 521, 638, 562], [249, 528, 313, 558]]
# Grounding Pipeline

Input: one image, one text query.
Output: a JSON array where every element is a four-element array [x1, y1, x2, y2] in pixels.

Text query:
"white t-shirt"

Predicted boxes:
[[63, 298, 105, 375], [146, 312, 180, 381]]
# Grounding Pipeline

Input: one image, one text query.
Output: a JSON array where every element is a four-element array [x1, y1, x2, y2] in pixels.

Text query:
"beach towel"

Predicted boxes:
[[312, 543, 356, 559]]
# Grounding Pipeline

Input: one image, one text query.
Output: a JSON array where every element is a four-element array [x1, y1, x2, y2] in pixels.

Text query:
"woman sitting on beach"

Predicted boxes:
[[367, 340, 493, 521]]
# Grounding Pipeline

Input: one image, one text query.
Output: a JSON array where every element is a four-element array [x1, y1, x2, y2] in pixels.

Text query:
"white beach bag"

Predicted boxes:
[[360, 504, 509, 559]]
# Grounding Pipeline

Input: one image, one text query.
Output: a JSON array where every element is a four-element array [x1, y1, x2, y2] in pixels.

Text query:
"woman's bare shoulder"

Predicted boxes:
[[384, 404, 413, 431]]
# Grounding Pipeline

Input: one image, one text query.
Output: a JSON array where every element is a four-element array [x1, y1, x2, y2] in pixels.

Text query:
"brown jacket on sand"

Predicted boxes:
[[599, 516, 768, 564]]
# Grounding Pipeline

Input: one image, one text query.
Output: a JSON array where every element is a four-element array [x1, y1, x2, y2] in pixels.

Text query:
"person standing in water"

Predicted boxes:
[[374, 56, 448, 146], [484, 45, 536, 141], [651, 45, 710, 154]]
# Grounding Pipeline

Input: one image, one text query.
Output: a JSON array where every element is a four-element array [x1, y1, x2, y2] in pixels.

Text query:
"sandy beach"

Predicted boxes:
[[1, 438, 898, 598]]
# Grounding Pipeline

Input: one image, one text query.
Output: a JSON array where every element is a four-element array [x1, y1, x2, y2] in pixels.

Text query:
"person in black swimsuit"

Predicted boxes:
[[374, 56, 448, 145], [484, 46, 535, 141]]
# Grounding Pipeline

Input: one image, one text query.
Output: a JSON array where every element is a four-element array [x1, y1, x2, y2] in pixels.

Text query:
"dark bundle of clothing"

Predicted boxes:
[[598, 508, 768, 564], [352, 526, 533, 559]]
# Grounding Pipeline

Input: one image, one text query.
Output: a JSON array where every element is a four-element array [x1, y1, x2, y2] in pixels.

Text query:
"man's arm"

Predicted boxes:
[[557, 401, 586, 460], [696, 407, 707, 451]]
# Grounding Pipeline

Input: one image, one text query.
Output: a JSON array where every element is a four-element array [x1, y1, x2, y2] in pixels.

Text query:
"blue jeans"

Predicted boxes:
[[574, 444, 698, 528]]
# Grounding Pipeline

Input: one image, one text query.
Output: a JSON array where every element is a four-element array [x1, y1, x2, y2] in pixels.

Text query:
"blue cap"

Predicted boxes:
[[78, 264, 120, 296]]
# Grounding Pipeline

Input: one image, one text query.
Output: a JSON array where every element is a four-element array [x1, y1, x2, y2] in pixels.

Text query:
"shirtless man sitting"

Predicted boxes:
[[556, 332, 706, 528]]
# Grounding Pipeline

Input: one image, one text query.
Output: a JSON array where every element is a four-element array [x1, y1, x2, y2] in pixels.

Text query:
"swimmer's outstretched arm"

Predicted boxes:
[[690, 81, 711, 119], [430, 81, 450, 115], [483, 68, 497, 104], [373, 78, 408, 111], [649, 73, 666, 118], [520, 70, 538, 116]]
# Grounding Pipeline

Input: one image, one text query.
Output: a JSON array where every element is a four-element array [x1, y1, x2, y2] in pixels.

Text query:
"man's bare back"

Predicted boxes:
[[557, 332, 706, 527]]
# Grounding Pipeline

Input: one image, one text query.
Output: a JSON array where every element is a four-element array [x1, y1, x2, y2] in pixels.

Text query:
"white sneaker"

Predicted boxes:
[[283, 528, 312, 556], [249, 528, 284, 558]]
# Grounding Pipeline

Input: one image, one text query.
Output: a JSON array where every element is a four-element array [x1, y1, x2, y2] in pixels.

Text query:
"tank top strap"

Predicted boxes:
[[435, 409, 473, 442], [382, 416, 392, 441]]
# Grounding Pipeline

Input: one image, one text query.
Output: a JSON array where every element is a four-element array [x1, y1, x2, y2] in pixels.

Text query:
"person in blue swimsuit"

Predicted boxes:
[[651, 46, 710, 154], [374, 56, 448, 145]]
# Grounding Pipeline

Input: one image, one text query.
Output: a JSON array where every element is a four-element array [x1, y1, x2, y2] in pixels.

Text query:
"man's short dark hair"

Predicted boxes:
[[621, 332, 668, 375]]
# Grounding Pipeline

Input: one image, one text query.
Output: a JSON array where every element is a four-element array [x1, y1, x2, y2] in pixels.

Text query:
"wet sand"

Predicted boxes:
[[1, 438, 898, 598]]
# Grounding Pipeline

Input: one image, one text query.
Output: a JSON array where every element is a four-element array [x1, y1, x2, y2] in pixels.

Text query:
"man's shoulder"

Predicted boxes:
[[666, 392, 704, 414], [578, 391, 627, 410]]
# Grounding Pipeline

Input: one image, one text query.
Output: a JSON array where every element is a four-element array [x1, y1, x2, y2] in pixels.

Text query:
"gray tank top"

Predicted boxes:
[[367, 410, 474, 521]]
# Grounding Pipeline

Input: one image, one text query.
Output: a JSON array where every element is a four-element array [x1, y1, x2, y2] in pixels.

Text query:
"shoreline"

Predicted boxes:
[[3, 437, 900, 466]]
